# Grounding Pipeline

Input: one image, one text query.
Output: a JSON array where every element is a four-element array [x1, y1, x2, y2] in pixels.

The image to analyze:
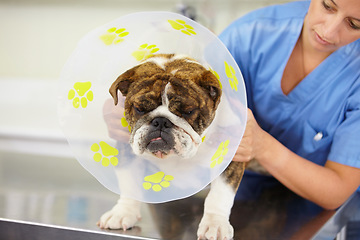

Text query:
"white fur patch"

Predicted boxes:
[[141, 56, 169, 70], [141, 54, 203, 72], [203, 176, 236, 217], [162, 83, 171, 107], [171, 54, 203, 65]]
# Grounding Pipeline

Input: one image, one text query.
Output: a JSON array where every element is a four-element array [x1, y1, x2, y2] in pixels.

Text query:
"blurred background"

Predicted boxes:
[[0, 0, 292, 157], [2, 3, 360, 240]]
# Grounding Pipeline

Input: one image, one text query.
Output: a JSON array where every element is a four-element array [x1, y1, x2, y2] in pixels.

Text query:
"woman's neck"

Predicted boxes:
[[300, 20, 333, 75]]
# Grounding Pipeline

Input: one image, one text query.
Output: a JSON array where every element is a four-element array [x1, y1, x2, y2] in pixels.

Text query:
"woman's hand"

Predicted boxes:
[[103, 98, 130, 142], [233, 111, 360, 210], [233, 108, 266, 163]]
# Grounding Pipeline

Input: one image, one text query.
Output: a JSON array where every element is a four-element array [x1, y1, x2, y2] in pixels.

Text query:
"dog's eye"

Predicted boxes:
[[181, 109, 195, 118], [133, 106, 145, 115]]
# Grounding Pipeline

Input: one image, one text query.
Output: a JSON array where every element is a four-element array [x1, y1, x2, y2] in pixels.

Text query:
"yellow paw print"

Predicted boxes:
[[132, 44, 160, 61], [68, 82, 93, 108], [209, 67, 222, 89], [121, 116, 131, 132], [91, 141, 119, 167], [143, 171, 174, 192], [225, 61, 238, 91], [210, 140, 230, 168], [168, 19, 196, 35], [100, 27, 129, 45]]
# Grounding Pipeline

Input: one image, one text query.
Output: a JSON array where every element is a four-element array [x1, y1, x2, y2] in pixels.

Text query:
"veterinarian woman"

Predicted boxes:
[[225, 0, 360, 210]]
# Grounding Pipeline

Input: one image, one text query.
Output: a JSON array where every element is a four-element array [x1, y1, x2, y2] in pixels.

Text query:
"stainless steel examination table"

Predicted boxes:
[[0, 150, 359, 240]]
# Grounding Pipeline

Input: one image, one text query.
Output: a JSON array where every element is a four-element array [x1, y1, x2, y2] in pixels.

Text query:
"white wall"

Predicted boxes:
[[0, 0, 292, 155], [0, 0, 292, 79]]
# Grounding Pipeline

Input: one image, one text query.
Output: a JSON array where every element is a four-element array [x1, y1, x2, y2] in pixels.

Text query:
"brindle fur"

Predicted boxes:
[[109, 54, 222, 135], [222, 161, 246, 190]]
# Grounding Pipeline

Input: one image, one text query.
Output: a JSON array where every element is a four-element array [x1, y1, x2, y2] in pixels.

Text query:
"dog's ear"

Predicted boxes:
[[200, 71, 222, 108], [109, 67, 139, 105]]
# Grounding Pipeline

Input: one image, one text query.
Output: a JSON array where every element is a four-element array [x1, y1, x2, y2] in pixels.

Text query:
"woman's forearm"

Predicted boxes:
[[257, 130, 360, 209]]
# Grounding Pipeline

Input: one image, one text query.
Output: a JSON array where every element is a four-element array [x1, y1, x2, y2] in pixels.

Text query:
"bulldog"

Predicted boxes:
[[98, 54, 245, 240]]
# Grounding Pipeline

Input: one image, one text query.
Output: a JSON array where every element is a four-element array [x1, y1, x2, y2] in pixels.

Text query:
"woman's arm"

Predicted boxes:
[[234, 109, 360, 209]]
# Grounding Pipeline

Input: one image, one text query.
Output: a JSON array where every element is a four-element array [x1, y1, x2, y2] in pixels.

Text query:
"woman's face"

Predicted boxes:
[[305, 0, 360, 52]]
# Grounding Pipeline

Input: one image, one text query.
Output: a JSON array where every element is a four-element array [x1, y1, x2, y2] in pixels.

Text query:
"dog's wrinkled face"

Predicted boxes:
[[109, 54, 221, 159]]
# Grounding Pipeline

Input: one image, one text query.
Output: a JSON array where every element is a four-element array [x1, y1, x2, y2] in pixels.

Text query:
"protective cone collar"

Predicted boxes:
[[58, 11, 247, 203]]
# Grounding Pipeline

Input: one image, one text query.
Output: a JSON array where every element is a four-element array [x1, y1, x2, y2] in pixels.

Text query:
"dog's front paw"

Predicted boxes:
[[97, 199, 141, 230], [197, 213, 234, 240]]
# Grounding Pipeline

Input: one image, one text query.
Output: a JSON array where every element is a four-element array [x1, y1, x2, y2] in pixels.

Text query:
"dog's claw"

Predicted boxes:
[[122, 224, 127, 231]]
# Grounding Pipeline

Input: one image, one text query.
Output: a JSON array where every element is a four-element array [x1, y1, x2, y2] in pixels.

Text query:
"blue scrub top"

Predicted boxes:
[[219, 1, 360, 169]]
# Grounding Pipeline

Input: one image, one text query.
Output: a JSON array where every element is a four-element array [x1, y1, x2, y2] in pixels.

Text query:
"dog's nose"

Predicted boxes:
[[151, 117, 174, 129]]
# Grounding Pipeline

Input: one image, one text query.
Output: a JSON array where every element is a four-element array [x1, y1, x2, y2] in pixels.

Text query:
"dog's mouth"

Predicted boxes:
[[146, 132, 175, 159], [150, 137, 162, 142]]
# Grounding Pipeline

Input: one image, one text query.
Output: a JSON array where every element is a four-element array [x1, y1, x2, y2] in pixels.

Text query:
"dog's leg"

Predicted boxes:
[[197, 162, 245, 240], [97, 196, 142, 230]]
